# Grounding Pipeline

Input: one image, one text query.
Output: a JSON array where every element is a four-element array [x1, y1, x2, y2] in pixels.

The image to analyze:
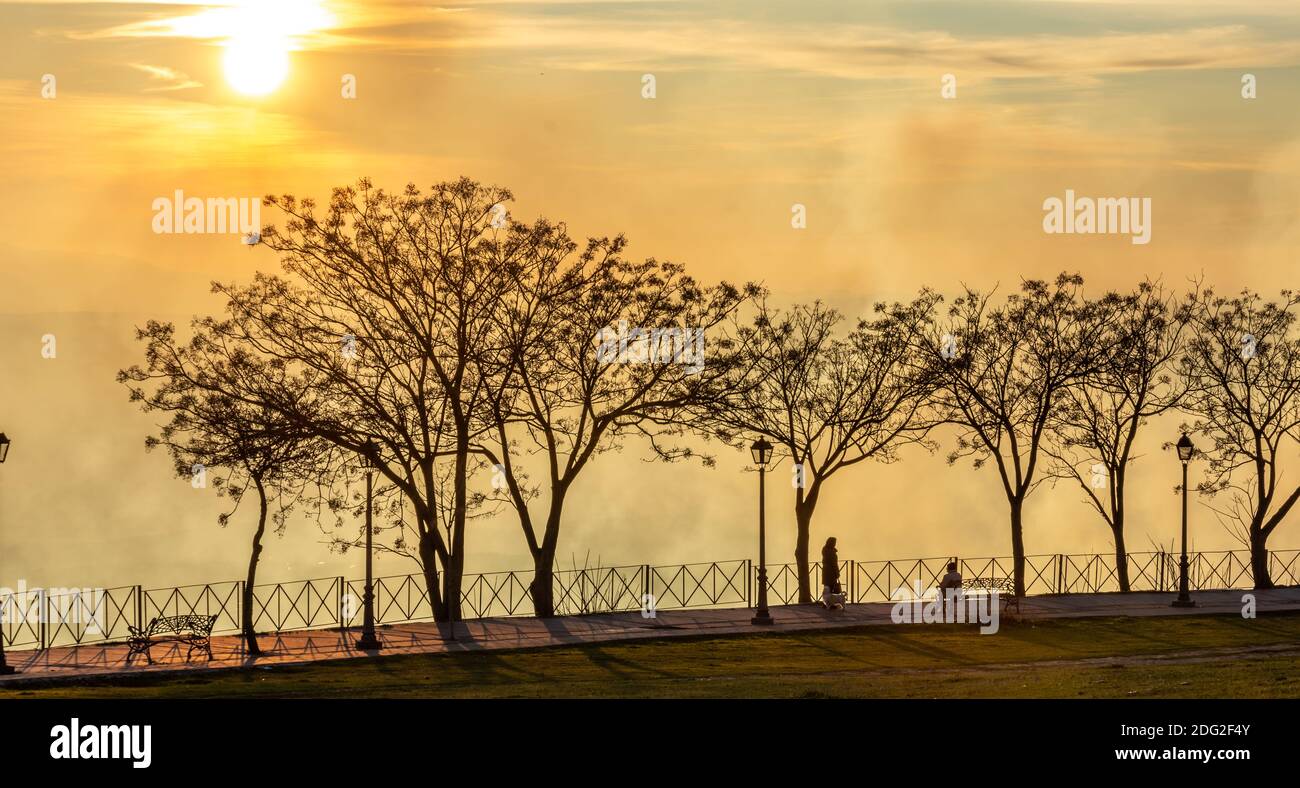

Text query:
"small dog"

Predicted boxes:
[[821, 584, 846, 610]]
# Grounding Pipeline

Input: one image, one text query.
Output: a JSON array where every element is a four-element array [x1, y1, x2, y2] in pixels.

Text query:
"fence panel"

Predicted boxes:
[[1125, 552, 1166, 592], [853, 557, 962, 603], [554, 565, 644, 616], [1192, 551, 1253, 590], [141, 582, 241, 637], [251, 577, 340, 633], [40, 586, 137, 648], [462, 570, 533, 619], [1270, 550, 1300, 587], [651, 561, 747, 609]]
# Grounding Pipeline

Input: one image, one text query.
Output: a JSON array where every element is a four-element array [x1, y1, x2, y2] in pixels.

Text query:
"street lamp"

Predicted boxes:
[[1172, 432, 1196, 608], [0, 432, 15, 674], [355, 440, 382, 650], [750, 437, 774, 626]]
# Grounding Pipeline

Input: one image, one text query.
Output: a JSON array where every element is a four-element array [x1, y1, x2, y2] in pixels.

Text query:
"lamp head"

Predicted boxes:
[[1176, 432, 1195, 463], [749, 437, 773, 467]]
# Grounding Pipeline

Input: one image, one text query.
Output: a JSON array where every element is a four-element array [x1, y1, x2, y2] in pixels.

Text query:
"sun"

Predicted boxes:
[[223, 35, 290, 96], [207, 1, 333, 96]]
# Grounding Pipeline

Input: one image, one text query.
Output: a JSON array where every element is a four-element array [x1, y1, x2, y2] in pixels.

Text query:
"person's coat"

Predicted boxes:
[[822, 544, 840, 587]]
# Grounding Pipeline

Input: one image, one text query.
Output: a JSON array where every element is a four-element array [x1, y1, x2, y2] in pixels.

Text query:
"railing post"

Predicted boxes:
[[336, 576, 346, 628], [39, 588, 48, 650], [747, 559, 753, 608]]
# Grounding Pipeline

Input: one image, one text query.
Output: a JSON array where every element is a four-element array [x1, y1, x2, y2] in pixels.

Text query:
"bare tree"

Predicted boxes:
[[883, 274, 1115, 596], [1046, 281, 1187, 591], [119, 321, 328, 655], [701, 300, 937, 604], [482, 235, 750, 616], [207, 177, 566, 620], [1179, 286, 1300, 588]]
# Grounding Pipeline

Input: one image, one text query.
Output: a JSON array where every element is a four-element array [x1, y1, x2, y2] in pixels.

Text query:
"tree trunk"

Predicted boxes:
[[790, 509, 811, 608], [530, 502, 565, 618], [417, 530, 446, 621], [242, 476, 269, 656], [444, 429, 470, 623], [530, 559, 555, 618], [794, 499, 816, 605], [1111, 514, 1131, 593], [1250, 527, 1274, 590], [444, 542, 464, 623], [1009, 496, 1026, 597]]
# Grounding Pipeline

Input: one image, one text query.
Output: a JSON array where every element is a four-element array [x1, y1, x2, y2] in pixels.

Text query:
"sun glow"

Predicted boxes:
[[223, 36, 290, 96], [203, 1, 333, 96]]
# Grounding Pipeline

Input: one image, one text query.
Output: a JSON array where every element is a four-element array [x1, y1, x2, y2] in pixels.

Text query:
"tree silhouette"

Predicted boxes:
[[1179, 286, 1300, 588], [702, 300, 937, 604], [206, 178, 569, 620], [481, 234, 750, 616], [885, 274, 1115, 596], [1045, 280, 1188, 592], [119, 321, 329, 654]]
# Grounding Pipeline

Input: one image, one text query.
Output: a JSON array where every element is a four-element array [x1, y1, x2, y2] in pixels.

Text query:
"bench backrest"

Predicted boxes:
[[960, 577, 1014, 592], [147, 614, 217, 636]]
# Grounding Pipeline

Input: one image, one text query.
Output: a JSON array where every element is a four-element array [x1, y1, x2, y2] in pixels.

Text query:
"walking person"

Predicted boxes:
[[821, 537, 845, 610]]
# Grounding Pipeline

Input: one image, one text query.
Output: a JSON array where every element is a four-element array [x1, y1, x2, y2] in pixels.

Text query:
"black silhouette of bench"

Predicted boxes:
[[960, 577, 1020, 614], [127, 614, 217, 662]]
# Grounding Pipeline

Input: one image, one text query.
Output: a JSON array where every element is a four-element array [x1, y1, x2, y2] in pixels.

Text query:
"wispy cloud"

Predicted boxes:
[[65, 0, 339, 49], [442, 18, 1300, 80], [40, 1, 1300, 82], [130, 63, 202, 91]]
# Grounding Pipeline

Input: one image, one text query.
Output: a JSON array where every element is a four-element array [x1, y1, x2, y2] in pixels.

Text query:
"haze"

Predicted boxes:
[[3, 0, 1300, 590]]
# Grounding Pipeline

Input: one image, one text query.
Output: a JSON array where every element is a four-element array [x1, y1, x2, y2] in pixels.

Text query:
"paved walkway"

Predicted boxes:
[[2, 588, 1297, 685]]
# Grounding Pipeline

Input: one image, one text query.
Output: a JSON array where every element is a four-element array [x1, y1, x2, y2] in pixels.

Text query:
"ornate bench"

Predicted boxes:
[[959, 577, 1020, 614], [127, 614, 217, 662]]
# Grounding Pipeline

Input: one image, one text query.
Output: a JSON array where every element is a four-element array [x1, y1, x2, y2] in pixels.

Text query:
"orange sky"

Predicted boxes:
[[3, 0, 1300, 590]]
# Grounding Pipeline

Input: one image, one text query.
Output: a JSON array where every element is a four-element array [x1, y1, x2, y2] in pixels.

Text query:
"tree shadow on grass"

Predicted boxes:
[[782, 625, 990, 669], [566, 642, 683, 682]]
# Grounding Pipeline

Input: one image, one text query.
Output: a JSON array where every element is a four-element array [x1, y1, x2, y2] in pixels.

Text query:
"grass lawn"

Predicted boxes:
[[5, 612, 1300, 699]]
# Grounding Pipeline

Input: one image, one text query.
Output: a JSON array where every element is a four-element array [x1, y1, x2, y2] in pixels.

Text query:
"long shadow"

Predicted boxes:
[[567, 642, 680, 682]]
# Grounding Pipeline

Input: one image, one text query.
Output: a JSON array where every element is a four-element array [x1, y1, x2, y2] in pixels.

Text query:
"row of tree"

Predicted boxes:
[[118, 178, 1300, 648]]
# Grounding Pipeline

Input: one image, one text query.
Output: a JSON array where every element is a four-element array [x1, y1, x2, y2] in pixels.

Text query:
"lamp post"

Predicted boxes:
[[0, 432, 15, 674], [750, 437, 774, 626], [355, 440, 382, 650], [1172, 432, 1196, 608]]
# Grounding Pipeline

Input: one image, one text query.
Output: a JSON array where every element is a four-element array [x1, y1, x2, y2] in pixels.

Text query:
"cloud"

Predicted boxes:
[[130, 63, 202, 91], [453, 19, 1300, 81], [48, 3, 1300, 84]]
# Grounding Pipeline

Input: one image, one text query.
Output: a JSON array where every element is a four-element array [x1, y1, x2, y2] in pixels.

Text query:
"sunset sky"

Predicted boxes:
[[2, 0, 1300, 590]]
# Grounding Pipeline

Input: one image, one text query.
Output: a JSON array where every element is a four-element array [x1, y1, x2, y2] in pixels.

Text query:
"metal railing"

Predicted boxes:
[[815, 549, 1299, 605], [3, 549, 1297, 652]]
